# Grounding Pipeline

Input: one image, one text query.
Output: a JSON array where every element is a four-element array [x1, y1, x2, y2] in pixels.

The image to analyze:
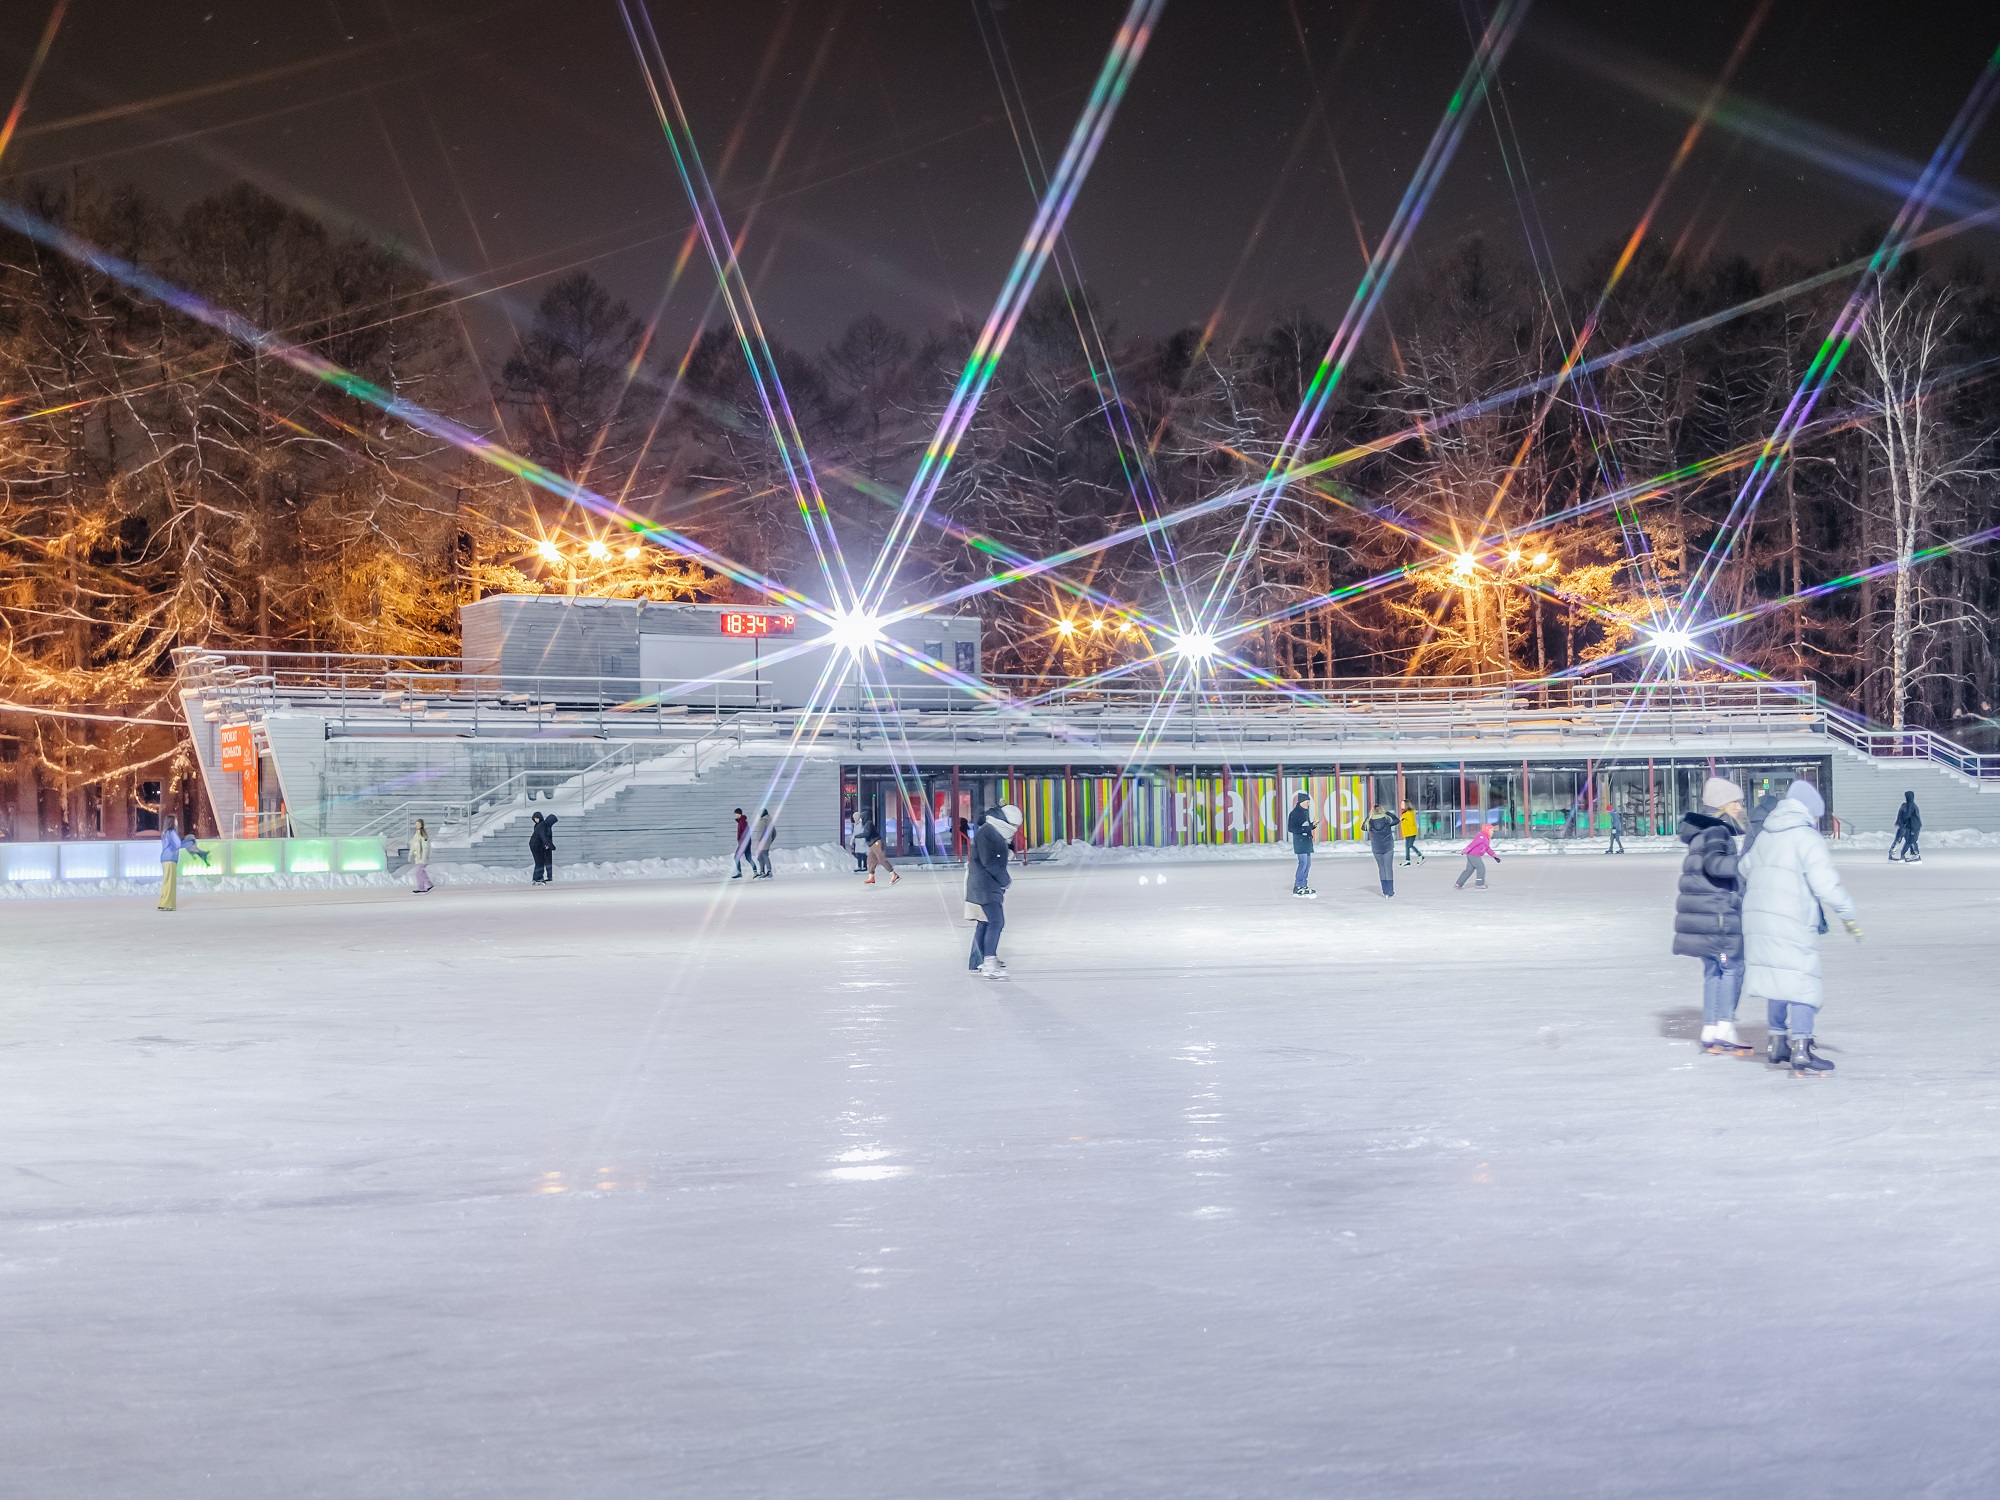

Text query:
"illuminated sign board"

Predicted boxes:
[[720, 612, 796, 637], [218, 724, 253, 772]]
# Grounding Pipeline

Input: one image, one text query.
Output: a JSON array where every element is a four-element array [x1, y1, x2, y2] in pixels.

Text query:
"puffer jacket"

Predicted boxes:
[[1670, 811, 1742, 960], [1364, 811, 1397, 855], [965, 818, 1015, 905], [1739, 798, 1856, 1006]]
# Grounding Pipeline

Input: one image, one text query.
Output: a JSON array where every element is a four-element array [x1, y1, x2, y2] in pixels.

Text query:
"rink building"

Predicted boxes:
[[176, 594, 2000, 867]]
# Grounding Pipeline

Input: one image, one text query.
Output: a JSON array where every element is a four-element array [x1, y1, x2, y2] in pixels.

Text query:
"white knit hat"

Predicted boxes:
[[1701, 775, 1744, 808], [994, 803, 1023, 829], [1784, 780, 1825, 820]]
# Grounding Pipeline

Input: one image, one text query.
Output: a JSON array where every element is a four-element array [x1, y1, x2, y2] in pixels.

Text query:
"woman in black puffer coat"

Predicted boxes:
[[1673, 776, 1749, 1056]]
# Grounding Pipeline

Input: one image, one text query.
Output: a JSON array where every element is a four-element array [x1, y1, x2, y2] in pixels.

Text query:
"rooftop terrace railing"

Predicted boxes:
[[172, 646, 1860, 760]]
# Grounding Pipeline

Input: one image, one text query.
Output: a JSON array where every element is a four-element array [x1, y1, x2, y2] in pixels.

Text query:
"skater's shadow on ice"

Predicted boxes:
[[1656, 1007, 1770, 1050]]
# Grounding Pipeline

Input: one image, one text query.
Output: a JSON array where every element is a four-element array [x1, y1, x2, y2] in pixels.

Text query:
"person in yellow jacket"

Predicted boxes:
[[1399, 804, 1426, 866]]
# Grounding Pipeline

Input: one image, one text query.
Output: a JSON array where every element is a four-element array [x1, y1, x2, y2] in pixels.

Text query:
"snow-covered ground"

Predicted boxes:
[[4, 845, 1997, 1498]]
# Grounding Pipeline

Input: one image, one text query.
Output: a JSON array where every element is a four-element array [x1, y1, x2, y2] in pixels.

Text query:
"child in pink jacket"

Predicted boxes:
[[1455, 825, 1500, 889]]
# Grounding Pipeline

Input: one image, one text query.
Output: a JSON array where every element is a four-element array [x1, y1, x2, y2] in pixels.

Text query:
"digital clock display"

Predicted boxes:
[[720, 611, 796, 637]]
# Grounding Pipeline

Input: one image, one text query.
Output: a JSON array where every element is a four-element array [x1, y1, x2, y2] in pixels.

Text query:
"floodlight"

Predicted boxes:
[[1056, 619, 1075, 635], [1454, 552, 1478, 575], [587, 539, 610, 561], [537, 539, 562, 563], [1532, 552, 1549, 567], [624, 545, 642, 561], [1649, 628, 1695, 653], [1172, 630, 1219, 663], [1506, 548, 1522, 563], [827, 609, 885, 653], [1090, 618, 1104, 631]]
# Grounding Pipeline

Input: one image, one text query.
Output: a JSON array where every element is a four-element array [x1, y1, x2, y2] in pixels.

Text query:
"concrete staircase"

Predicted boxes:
[[1829, 742, 2000, 834], [456, 748, 840, 867]]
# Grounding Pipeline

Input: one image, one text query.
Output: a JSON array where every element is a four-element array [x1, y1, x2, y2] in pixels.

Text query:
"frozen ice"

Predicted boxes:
[[4, 846, 1997, 1497]]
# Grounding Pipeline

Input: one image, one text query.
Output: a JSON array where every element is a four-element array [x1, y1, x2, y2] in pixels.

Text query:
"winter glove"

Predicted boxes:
[[1842, 917, 1863, 941]]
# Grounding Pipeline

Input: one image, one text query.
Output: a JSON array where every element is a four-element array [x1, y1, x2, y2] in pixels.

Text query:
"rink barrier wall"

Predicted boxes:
[[0, 837, 386, 883]]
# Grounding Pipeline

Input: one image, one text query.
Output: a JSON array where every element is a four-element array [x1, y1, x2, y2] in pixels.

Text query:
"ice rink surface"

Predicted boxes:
[[5, 845, 1998, 1498]]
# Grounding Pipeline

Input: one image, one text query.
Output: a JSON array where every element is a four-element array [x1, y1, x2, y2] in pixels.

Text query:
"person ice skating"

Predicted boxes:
[[751, 808, 775, 878], [1400, 804, 1425, 865], [1605, 805, 1626, 854], [966, 802, 1022, 979], [528, 813, 548, 884], [410, 819, 433, 894], [1674, 777, 1750, 1057], [865, 813, 899, 886], [1364, 805, 1398, 896], [1889, 791, 1922, 862], [1287, 791, 1318, 897], [733, 808, 751, 879], [1454, 823, 1499, 889], [156, 819, 208, 911], [1739, 780, 1860, 1076], [850, 814, 870, 873]]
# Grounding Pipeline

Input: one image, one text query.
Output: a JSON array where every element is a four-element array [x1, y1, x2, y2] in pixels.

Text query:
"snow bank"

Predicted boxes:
[[1834, 827, 2000, 850], [1039, 834, 1686, 865]]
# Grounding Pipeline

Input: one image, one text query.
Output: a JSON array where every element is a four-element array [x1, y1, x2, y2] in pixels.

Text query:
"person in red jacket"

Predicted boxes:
[[1455, 823, 1500, 890]]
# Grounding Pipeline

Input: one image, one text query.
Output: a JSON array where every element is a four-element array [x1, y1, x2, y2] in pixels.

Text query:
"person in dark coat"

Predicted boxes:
[[1364, 805, 1398, 896], [1674, 776, 1749, 1056], [1604, 806, 1626, 854], [537, 815, 559, 883], [966, 803, 1022, 980], [1889, 791, 1922, 862], [1286, 791, 1317, 898], [529, 812, 549, 884], [733, 807, 751, 878]]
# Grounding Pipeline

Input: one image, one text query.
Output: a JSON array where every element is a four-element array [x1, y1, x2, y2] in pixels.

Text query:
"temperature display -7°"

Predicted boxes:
[[720, 611, 797, 637]]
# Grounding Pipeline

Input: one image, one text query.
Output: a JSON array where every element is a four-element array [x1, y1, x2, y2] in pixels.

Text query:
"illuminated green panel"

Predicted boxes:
[[337, 838, 387, 872], [285, 839, 334, 874], [229, 839, 284, 875]]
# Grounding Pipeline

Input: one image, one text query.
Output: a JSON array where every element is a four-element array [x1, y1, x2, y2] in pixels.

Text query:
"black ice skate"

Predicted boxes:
[[1789, 1037, 1835, 1076], [1767, 1031, 1792, 1067]]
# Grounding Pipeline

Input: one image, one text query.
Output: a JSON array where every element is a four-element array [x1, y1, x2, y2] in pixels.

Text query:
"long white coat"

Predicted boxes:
[[1737, 799, 1856, 1007]]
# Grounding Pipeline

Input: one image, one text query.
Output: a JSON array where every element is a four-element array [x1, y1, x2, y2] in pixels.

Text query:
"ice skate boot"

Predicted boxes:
[[1703, 1021, 1754, 1058], [1767, 1030, 1792, 1067], [864, 875, 876, 885], [980, 956, 1010, 982], [1789, 1037, 1835, 1076]]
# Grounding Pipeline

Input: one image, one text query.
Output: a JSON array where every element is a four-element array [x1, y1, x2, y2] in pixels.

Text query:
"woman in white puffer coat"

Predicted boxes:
[[1737, 780, 1859, 1075]]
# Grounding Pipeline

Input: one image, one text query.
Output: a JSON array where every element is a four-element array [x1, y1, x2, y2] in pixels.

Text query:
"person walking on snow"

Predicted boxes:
[[1286, 791, 1318, 897], [410, 819, 434, 894], [1889, 791, 1922, 862], [1674, 777, 1751, 1056], [1739, 780, 1860, 1076], [733, 807, 751, 879], [751, 808, 775, 878], [865, 813, 899, 885], [966, 802, 1022, 980], [1454, 823, 1500, 889], [1400, 804, 1425, 865], [1605, 805, 1626, 854], [1365, 805, 1398, 896], [156, 819, 208, 911]]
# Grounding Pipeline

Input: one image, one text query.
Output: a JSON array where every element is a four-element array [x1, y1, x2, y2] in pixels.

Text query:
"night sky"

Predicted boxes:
[[2, 1, 1995, 357]]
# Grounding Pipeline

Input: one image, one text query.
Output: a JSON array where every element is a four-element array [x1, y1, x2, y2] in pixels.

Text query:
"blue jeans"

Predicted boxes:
[[1293, 849, 1312, 889], [1768, 998, 1818, 1037], [968, 901, 1005, 967], [1701, 955, 1744, 1025]]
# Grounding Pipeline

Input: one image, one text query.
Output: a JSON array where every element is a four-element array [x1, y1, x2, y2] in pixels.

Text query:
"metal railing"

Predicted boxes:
[[173, 646, 2000, 780], [343, 735, 739, 846]]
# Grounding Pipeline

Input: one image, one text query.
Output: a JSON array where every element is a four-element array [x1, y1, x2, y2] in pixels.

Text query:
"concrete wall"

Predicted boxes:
[[460, 595, 982, 706]]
